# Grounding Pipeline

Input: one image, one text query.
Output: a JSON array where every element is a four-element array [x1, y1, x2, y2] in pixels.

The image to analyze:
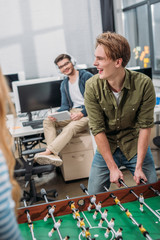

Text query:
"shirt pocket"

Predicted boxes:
[[100, 103, 115, 119], [121, 104, 139, 127]]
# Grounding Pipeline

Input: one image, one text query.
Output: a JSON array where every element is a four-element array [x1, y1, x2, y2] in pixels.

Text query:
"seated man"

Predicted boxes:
[[35, 54, 93, 166]]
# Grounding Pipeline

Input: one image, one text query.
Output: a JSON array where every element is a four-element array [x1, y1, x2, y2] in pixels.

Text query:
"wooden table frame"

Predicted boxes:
[[18, 180, 160, 224]]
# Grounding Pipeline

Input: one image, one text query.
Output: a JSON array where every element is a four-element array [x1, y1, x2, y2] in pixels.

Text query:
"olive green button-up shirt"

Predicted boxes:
[[84, 69, 156, 160]]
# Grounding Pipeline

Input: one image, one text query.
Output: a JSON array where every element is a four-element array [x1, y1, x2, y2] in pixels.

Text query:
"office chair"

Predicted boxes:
[[153, 121, 160, 171], [14, 134, 58, 205]]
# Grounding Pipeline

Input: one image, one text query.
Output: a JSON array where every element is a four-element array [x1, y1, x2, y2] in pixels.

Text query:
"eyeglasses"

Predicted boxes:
[[58, 61, 71, 69]]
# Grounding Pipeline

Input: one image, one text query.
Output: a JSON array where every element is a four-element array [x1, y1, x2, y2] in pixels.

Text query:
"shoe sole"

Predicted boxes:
[[35, 155, 63, 167]]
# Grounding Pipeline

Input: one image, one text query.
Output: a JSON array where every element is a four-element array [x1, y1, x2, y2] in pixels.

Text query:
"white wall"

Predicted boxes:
[[0, 0, 102, 79]]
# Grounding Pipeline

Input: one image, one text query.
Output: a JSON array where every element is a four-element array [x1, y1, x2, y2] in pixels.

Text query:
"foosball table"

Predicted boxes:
[[18, 180, 160, 240]]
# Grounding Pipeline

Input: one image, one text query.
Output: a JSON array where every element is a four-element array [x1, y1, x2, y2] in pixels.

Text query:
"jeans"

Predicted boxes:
[[88, 147, 157, 194]]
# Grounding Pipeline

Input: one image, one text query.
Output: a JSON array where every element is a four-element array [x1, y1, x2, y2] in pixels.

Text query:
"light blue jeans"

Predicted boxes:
[[88, 147, 157, 194]]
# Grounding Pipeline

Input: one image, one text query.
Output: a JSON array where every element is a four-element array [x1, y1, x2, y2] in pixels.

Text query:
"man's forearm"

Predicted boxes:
[[94, 132, 118, 171], [136, 128, 151, 169]]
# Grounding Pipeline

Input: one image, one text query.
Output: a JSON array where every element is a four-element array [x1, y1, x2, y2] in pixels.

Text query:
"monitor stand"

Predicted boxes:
[[27, 112, 33, 122]]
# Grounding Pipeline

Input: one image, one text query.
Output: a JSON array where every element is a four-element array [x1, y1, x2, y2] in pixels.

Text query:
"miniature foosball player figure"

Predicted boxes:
[[70, 201, 76, 211], [63, 236, 70, 240], [115, 227, 123, 238], [73, 208, 80, 219], [77, 217, 85, 228], [87, 195, 96, 211], [125, 209, 132, 219], [108, 218, 115, 228], [113, 196, 123, 211], [93, 201, 102, 219], [104, 227, 111, 238], [139, 193, 144, 212], [44, 205, 56, 222], [98, 209, 108, 227], [105, 217, 115, 238], [48, 219, 62, 237], [85, 227, 91, 238], [138, 224, 149, 237]]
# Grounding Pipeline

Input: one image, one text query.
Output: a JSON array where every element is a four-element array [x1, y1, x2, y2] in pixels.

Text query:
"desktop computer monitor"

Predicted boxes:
[[12, 78, 63, 118], [4, 72, 25, 91], [84, 67, 98, 75], [128, 67, 152, 79]]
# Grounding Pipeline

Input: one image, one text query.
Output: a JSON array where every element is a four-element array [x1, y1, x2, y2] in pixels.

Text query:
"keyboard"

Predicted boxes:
[[22, 119, 44, 129]]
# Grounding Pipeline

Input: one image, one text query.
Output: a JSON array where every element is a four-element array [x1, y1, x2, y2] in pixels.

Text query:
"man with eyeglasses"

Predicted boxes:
[[35, 53, 93, 166]]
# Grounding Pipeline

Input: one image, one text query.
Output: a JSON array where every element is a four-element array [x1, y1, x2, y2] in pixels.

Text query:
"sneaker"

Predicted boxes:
[[35, 153, 63, 166]]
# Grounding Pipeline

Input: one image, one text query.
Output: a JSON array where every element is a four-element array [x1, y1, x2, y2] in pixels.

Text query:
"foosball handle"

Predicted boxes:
[[140, 179, 145, 184], [80, 184, 88, 193], [118, 178, 123, 184]]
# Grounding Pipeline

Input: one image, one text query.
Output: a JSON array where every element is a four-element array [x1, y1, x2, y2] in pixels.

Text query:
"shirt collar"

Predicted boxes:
[[102, 68, 131, 92]]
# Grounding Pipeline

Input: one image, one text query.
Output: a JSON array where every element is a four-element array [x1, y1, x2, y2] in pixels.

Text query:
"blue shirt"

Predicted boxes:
[[0, 150, 23, 240], [57, 69, 93, 116]]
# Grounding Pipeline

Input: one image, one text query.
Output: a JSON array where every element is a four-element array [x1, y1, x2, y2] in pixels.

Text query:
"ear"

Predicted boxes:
[[115, 58, 123, 68]]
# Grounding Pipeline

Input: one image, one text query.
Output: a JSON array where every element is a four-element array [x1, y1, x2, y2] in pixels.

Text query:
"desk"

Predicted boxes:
[[7, 114, 44, 157], [18, 181, 160, 240], [7, 114, 44, 138]]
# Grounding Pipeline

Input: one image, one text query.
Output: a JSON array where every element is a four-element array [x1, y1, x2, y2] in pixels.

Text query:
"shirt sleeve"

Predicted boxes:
[[137, 78, 156, 129], [57, 80, 71, 112], [84, 78, 106, 136], [0, 151, 23, 240]]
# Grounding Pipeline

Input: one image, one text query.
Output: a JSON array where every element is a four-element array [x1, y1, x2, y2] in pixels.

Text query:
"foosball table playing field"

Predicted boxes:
[[18, 180, 160, 240]]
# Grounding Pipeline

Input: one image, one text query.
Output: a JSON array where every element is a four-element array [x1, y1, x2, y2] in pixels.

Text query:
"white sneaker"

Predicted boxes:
[[98, 222, 102, 227], [35, 153, 63, 166], [93, 215, 96, 219]]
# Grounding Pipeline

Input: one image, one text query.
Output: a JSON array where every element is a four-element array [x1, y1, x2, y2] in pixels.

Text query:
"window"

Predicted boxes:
[[121, 0, 160, 75], [151, 2, 160, 71], [122, 0, 144, 8], [124, 4, 150, 69]]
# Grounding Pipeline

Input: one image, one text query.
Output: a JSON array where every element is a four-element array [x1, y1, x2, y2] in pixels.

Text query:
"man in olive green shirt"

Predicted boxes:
[[85, 32, 157, 194]]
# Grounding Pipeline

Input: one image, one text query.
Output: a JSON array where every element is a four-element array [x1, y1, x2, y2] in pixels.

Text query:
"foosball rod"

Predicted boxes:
[[66, 195, 93, 240], [23, 200, 36, 240], [103, 186, 139, 225], [41, 189, 63, 240], [104, 186, 154, 240], [140, 179, 160, 196], [119, 179, 160, 222], [80, 184, 118, 238]]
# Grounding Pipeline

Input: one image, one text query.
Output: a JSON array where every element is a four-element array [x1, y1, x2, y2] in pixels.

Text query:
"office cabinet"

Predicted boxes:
[[60, 131, 94, 181]]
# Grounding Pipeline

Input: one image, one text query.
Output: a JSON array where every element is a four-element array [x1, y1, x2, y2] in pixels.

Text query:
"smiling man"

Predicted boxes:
[[84, 32, 157, 194], [35, 53, 93, 165]]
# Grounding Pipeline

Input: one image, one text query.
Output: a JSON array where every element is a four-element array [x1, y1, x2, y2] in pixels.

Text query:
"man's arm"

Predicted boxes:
[[94, 132, 124, 187], [134, 128, 152, 184]]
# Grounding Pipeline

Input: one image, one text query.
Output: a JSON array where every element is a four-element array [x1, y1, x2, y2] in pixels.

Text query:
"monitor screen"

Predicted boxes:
[[12, 78, 62, 114]]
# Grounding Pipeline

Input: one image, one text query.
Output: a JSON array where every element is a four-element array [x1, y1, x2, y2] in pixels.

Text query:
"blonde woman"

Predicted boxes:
[[0, 68, 23, 240]]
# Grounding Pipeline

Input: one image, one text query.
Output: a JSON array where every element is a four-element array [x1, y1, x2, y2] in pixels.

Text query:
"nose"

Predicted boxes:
[[93, 58, 98, 66]]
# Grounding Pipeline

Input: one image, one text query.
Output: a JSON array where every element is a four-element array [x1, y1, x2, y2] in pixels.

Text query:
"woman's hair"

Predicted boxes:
[[0, 68, 20, 213], [54, 54, 71, 65], [96, 31, 131, 67]]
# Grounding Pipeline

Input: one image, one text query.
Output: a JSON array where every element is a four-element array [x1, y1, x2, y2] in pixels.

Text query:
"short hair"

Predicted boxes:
[[95, 31, 131, 67], [54, 54, 71, 65]]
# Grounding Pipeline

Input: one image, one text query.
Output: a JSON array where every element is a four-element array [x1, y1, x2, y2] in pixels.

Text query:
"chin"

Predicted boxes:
[[99, 73, 105, 79]]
